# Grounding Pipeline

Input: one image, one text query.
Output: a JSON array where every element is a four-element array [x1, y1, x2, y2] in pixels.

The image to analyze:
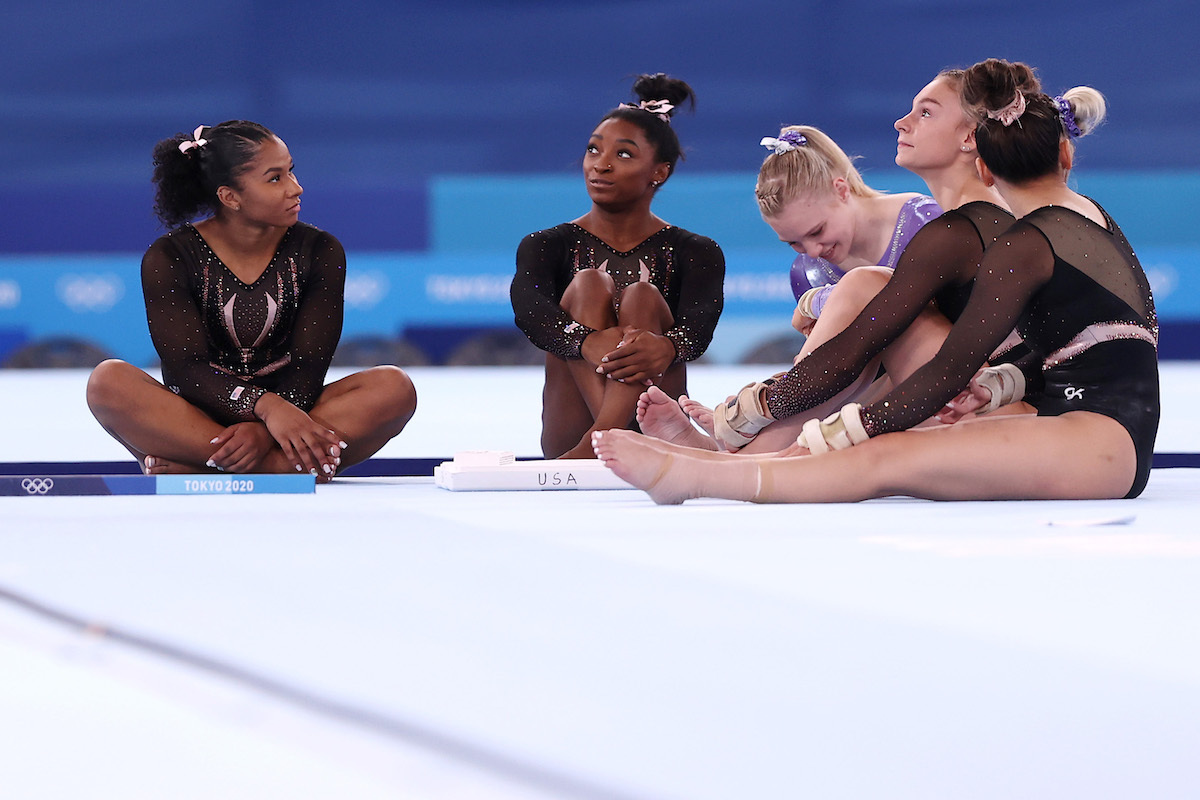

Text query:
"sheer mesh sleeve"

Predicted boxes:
[[858, 221, 1055, 435], [662, 232, 724, 362], [764, 210, 989, 420], [142, 238, 267, 421], [266, 232, 345, 411], [512, 229, 592, 359]]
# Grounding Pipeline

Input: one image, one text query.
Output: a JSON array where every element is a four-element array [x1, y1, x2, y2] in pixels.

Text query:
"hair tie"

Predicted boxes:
[[1054, 95, 1082, 139], [178, 125, 209, 155], [985, 92, 1027, 127], [760, 130, 808, 155], [620, 99, 674, 122]]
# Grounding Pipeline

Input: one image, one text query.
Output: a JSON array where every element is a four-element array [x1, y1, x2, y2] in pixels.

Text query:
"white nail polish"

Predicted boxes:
[[323, 464, 332, 474], [295, 464, 303, 472], [339, 441, 348, 449], [205, 460, 216, 468]]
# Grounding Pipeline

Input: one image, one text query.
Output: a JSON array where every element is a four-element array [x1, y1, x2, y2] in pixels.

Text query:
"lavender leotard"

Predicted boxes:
[[790, 195, 943, 316]]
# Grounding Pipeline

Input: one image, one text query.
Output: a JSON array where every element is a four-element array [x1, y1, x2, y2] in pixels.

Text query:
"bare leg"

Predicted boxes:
[[87, 360, 230, 472], [541, 354, 597, 458], [87, 359, 415, 476], [595, 412, 1138, 504], [592, 430, 759, 505], [307, 365, 417, 471], [541, 269, 618, 458], [557, 278, 680, 458], [797, 268, 892, 359]]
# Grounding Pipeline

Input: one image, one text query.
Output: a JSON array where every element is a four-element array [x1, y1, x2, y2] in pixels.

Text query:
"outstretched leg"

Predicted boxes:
[[595, 411, 1138, 504]]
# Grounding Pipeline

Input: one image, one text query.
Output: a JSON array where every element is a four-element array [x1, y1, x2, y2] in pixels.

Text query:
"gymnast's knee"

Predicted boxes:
[[617, 281, 669, 327], [563, 268, 616, 305], [86, 359, 139, 414], [365, 365, 417, 419], [826, 266, 890, 311]]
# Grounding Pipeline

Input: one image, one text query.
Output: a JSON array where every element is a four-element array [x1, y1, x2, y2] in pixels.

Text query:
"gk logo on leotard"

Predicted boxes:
[[21, 478, 54, 495], [1064, 386, 1085, 400]]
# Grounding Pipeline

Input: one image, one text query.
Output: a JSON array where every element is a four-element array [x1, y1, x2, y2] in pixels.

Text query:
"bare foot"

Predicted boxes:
[[636, 386, 717, 450], [679, 395, 718, 439], [142, 455, 211, 475], [591, 429, 697, 505]]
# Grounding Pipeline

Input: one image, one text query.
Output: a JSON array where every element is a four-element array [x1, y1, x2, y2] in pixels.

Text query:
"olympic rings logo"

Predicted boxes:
[[21, 478, 55, 495]]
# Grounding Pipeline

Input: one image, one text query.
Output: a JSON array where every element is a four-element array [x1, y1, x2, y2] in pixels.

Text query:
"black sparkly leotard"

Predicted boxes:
[[142, 222, 345, 425], [511, 223, 725, 362], [764, 201, 1017, 418], [855, 201, 1159, 498]]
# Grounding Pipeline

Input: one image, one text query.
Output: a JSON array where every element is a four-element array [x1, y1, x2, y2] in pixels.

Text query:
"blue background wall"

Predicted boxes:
[[2, 1, 1197, 363]]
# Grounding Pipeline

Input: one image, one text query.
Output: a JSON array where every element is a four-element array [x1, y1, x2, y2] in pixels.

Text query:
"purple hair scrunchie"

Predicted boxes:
[[1055, 96, 1082, 139]]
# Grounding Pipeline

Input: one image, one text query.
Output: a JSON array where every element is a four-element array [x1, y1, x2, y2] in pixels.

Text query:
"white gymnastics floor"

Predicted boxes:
[[3, 365, 1200, 799]]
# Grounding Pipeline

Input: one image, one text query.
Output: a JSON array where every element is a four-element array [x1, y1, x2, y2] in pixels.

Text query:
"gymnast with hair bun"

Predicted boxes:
[[511, 73, 725, 459], [596, 58, 1159, 503], [640, 66, 1029, 453], [87, 121, 416, 480]]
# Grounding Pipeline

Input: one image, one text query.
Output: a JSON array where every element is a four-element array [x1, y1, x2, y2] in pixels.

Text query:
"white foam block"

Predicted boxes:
[[451, 450, 516, 467], [435, 458, 632, 491]]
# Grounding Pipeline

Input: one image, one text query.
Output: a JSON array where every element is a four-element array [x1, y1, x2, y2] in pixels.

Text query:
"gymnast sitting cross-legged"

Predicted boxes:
[[595, 58, 1158, 504], [87, 120, 416, 480], [510, 73, 725, 459], [638, 66, 1033, 454]]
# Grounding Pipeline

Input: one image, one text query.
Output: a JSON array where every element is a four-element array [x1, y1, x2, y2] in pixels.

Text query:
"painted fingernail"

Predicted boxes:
[[295, 464, 303, 472], [210, 437, 219, 444], [596, 366, 604, 374], [310, 468, 318, 476], [600, 356, 608, 363], [144, 457, 155, 468], [339, 441, 348, 449], [323, 464, 332, 474], [330, 446, 339, 456], [205, 459, 216, 468]]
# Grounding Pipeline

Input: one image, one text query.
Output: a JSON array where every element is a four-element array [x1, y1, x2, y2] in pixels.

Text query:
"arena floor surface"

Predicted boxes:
[[2, 365, 1199, 799]]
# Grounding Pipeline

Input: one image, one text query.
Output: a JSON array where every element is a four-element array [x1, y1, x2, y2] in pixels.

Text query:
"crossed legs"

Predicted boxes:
[[86, 360, 416, 477]]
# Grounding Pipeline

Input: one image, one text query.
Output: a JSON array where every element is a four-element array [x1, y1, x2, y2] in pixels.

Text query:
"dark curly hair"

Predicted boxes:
[[151, 120, 277, 228]]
